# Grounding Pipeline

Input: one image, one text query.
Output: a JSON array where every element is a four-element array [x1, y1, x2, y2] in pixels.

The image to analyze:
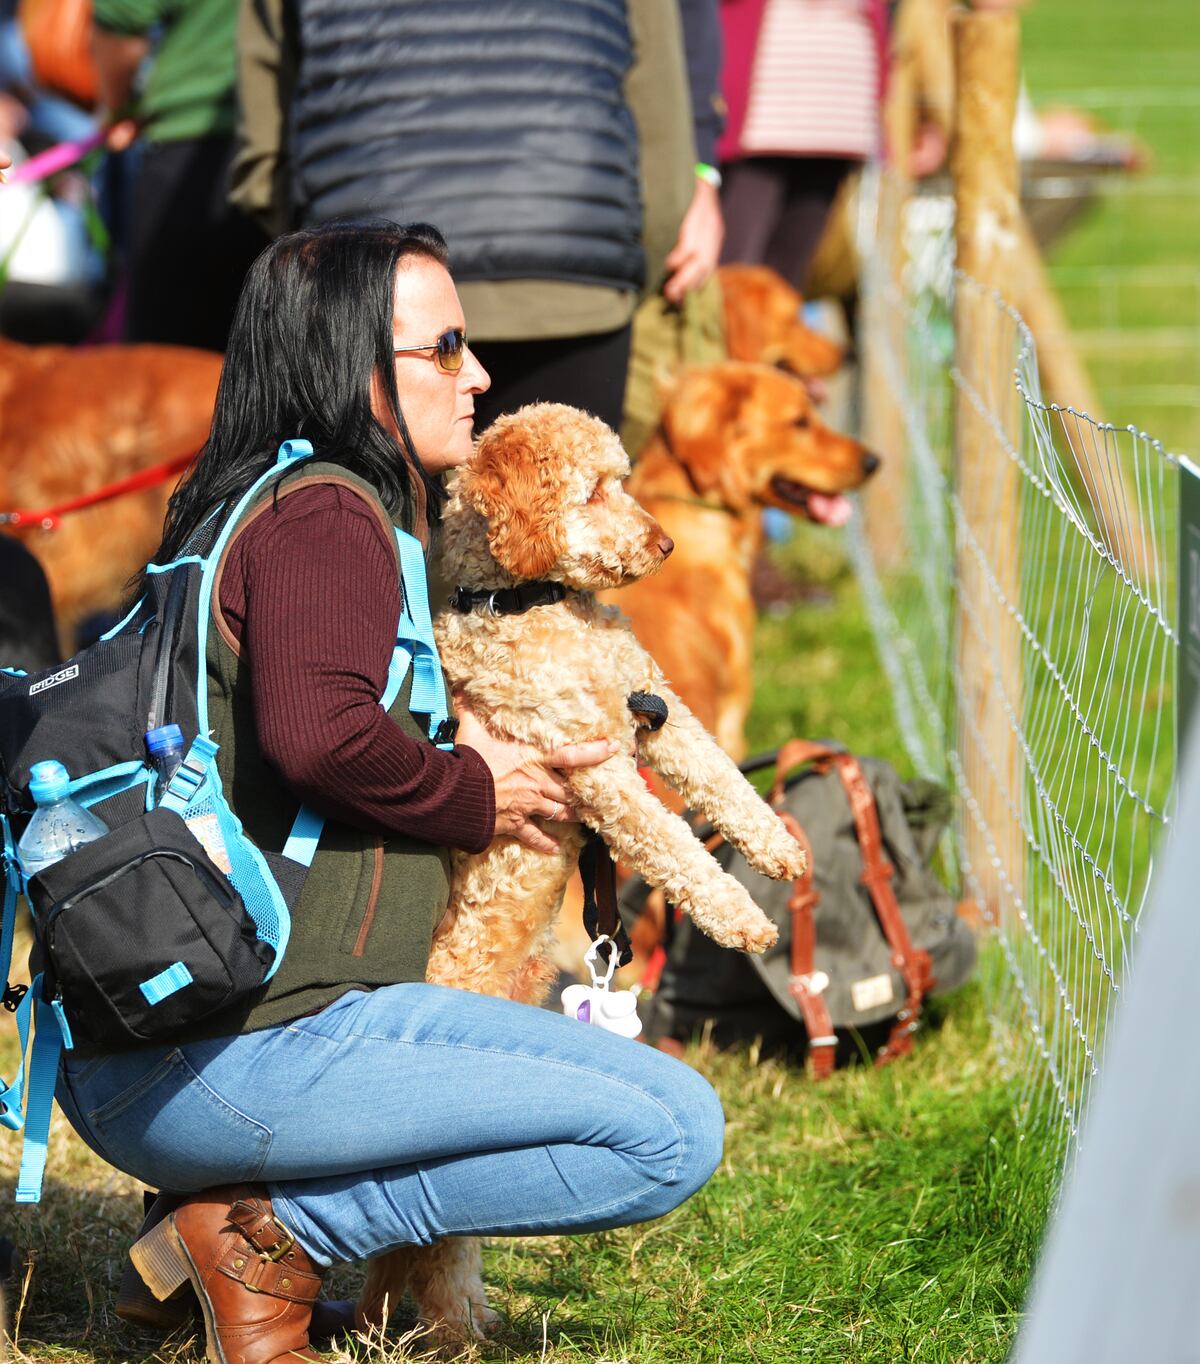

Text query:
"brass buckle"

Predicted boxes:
[[259, 1215, 296, 1262]]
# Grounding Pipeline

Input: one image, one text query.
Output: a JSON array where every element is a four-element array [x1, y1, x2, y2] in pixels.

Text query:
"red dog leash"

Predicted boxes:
[[0, 453, 194, 531]]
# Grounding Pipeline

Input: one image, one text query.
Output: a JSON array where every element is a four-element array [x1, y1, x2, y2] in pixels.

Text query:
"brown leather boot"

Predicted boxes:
[[118, 1190, 356, 1346], [117, 1191, 189, 1330], [129, 1184, 326, 1364]]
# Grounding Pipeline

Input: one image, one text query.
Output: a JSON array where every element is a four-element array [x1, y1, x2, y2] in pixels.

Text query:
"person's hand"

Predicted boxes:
[[0, 92, 26, 181], [454, 705, 620, 854], [908, 122, 949, 179], [662, 176, 724, 307], [104, 116, 139, 152]]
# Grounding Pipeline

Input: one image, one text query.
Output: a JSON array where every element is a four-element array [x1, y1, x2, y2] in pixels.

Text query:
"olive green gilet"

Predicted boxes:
[[187, 462, 451, 1039]]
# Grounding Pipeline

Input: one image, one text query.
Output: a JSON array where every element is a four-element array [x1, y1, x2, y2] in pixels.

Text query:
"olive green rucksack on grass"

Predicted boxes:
[[636, 741, 978, 1074]]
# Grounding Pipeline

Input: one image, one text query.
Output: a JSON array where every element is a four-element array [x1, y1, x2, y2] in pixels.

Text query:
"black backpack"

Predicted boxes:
[[0, 441, 453, 1201], [637, 742, 977, 1072]]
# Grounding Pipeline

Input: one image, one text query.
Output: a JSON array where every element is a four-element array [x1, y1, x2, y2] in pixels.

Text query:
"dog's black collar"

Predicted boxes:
[[449, 581, 567, 616]]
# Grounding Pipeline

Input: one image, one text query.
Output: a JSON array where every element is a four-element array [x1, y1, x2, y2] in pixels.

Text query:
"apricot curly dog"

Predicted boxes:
[[358, 403, 806, 1342]]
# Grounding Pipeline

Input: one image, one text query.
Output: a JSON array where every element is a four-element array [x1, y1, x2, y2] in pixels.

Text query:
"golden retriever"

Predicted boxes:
[[0, 338, 220, 638], [618, 361, 879, 763]]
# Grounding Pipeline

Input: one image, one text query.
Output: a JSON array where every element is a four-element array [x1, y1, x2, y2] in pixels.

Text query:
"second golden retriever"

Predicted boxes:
[[718, 263, 844, 379], [618, 361, 879, 761]]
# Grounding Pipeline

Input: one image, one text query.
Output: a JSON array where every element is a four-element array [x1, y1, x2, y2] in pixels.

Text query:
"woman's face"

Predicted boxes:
[[383, 256, 490, 474]]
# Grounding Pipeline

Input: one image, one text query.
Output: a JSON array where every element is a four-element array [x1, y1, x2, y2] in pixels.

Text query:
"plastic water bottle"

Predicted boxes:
[[146, 726, 233, 874], [17, 761, 109, 879], [146, 724, 185, 805]]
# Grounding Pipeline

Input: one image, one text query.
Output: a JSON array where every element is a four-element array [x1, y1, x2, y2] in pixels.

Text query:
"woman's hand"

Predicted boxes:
[[662, 176, 724, 306], [455, 706, 619, 854]]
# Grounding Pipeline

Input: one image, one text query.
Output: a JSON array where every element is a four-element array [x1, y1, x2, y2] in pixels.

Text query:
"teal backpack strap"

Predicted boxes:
[[158, 734, 218, 815], [194, 439, 315, 739], [0, 817, 28, 1131], [14, 980, 72, 1203], [0, 983, 32, 1134], [393, 529, 455, 750], [1, 818, 77, 1203], [280, 602, 444, 865], [281, 805, 324, 868]]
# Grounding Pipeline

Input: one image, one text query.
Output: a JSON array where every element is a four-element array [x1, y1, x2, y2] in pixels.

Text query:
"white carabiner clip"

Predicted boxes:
[[561, 935, 643, 1039], [584, 934, 619, 991]]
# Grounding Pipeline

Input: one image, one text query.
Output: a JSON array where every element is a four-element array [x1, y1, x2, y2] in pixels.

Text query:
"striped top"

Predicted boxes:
[[740, 0, 881, 159]]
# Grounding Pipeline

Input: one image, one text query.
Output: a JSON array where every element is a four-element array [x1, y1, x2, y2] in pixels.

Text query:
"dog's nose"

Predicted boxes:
[[658, 534, 675, 558], [862, 451, 882, 475]]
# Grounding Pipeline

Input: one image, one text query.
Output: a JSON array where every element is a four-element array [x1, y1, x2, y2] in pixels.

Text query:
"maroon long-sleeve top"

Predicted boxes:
[[217, 482, 495, 853]]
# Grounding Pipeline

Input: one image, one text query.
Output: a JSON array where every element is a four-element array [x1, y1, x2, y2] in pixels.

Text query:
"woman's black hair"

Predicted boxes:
[[152, 220, 449, 567]]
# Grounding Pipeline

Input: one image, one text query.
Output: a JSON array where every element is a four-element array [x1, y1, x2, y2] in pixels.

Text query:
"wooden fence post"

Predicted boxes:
[[951, 8, 1024, 925], [859, 166, 914, 574]]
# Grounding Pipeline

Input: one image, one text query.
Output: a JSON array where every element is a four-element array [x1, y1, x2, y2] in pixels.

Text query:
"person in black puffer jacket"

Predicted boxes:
[[232, 0, 704, 432]]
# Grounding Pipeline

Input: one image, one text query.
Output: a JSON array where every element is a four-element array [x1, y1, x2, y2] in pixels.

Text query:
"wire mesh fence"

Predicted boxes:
[[851, 155, 1187, 1154]]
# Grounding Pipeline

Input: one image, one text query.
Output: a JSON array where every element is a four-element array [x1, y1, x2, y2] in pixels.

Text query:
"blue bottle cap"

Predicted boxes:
[[146, 724, 184, 756], [28, 760, 70, 804]]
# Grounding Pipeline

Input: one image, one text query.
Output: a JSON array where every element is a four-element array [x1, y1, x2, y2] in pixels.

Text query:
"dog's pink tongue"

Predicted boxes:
[[806, 493, 853, 527]]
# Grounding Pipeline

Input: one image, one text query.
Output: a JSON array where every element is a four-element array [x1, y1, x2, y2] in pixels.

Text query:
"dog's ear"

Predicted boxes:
[[719, 267, 770, 365], [661, 368, 756, 512], [781, 324, 844, 380], [461, 420, 566, 580]]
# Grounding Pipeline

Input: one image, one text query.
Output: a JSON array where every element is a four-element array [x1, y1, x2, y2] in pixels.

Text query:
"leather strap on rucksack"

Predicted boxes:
[[687, 791, 837, 1078], [771, 741, 936, 1069], [830, 754, 935, 1063], [775, 812, 836, 1079]]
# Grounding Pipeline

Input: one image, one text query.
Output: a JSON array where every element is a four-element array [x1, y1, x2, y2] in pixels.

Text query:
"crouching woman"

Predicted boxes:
[[53, 222, 725, 1360]]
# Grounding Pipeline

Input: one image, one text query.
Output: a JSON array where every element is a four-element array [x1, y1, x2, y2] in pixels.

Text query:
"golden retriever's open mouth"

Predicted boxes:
[[769, 475, 853, 527]]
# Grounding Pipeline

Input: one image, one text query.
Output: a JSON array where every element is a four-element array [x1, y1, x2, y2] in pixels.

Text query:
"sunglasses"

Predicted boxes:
[[393, 326, 468, 375]]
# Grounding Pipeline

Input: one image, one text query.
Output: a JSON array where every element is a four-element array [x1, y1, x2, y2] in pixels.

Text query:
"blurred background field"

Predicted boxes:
[[1020, 1, 1200, 456]]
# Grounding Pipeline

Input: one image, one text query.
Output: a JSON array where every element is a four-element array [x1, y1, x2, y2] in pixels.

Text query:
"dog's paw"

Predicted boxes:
[[749, 830, 809, 882], [723, 913, 779, 954], [684, 882, 779, 955], [423, 1299, 500, 1348]]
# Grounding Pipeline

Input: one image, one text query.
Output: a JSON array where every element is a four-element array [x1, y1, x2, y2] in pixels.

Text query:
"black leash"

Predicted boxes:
[[578, 830, 632, 968], [576, 690, 672, 967]]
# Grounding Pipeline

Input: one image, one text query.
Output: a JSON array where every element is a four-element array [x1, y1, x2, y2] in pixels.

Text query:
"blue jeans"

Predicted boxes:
[[55, 984, 724, 1267]]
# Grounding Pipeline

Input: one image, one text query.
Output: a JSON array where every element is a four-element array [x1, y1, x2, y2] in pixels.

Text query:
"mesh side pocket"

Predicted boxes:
[[183, 784, 290, 970]]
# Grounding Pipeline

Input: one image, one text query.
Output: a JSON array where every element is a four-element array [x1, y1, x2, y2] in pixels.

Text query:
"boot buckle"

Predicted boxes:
[[259, 1215, 296, 1262]]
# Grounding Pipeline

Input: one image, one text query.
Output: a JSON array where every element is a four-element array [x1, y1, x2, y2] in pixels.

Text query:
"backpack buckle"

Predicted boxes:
[[2, 983, 27, 1013]]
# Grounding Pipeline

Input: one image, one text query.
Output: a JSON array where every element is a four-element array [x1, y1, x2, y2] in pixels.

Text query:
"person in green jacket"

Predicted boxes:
[[92, 0, 268, 349]]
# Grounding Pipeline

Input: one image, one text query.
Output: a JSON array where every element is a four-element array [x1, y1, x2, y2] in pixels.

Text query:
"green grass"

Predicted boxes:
[[0, 981, 1053, 1364]]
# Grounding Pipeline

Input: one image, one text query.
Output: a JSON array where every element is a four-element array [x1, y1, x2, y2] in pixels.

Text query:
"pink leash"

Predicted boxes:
[[2, 130, 107, 186]]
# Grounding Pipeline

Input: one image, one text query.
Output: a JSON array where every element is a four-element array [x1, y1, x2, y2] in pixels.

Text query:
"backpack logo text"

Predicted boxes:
[[29, 665, 80, 697]]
